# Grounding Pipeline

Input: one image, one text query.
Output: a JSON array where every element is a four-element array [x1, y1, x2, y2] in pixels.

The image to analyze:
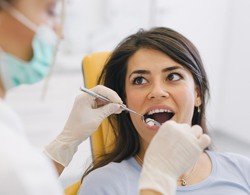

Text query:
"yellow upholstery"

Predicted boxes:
[[82, 51, 116, 156], [64, 181, 81, 195], [65, 52, 115, 195]]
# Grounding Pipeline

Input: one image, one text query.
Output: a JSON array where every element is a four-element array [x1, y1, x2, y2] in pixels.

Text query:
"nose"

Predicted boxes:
[[147, 82, 169, 99]]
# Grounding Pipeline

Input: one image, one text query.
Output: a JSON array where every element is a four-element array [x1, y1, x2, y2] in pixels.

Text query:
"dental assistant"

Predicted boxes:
[[0, 1, 210, 195], [0, 0, 65, 194], [0, 0, 123, 194]]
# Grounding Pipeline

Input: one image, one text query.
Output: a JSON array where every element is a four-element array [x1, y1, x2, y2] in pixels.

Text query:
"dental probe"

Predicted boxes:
[[80, 86, 161, 127]]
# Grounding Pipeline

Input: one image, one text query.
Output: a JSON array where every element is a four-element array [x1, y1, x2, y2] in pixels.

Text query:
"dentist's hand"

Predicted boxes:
[[45, 85, 123, 167], [139, 121, 211, 195]]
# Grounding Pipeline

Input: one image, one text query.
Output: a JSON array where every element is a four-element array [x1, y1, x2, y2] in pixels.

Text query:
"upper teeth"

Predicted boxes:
[[147, 109, 172, 115]]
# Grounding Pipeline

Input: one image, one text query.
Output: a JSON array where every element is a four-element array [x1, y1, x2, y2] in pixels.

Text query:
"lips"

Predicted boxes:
[[143, 107, 175, 125]]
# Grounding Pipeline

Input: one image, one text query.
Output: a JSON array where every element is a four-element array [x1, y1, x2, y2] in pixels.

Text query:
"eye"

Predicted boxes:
[[47, 2, 58, 17], [132, 76, 147, 85], [167, 73, 182, 81], [48, 10, 56, 17]]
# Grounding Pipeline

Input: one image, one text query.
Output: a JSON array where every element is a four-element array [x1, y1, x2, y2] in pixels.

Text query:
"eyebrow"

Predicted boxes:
[[128, 66, 184, 79]]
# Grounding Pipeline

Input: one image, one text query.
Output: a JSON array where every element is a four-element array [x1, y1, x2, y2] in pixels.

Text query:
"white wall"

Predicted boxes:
[[214, 0, 250, 142]]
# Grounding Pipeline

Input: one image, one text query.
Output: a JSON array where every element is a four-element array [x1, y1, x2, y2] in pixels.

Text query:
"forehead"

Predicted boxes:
[[14, 0, 57, 8], [11, 0, 57, 16], [127, 48, 184, 73], [39, 0, 58, 10]]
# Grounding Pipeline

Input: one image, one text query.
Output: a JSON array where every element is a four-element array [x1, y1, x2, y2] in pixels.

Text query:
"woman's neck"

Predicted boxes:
[[177, 152, 212, 186], [136, 146, 212, 187], [137, 141, 147, 162]]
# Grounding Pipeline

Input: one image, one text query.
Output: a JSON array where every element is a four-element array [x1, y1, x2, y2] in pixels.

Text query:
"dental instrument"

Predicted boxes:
[[80, 86, 161, 127]]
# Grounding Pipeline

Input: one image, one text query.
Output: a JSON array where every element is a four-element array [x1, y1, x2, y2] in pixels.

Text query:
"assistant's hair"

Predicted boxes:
[[0, 0, 15, 10], [82, 27, 210, 180], [0, 0, 14, 5]]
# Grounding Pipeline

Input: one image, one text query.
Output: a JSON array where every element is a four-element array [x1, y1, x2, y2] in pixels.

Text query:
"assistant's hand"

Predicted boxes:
[[139, 121, 211, 195], [44, 85, 123, 167]]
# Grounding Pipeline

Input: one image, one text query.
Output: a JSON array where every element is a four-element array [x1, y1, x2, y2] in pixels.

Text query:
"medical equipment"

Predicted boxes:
[[80, 86, 161, 127]]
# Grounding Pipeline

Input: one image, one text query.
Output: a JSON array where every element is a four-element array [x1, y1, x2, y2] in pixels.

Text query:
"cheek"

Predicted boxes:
[[125, 86, 145, 109], [125, 87, 144, 127], [126, 88, 157, 146], [125, 86, 152, 139], [175, 86, 196, 123]]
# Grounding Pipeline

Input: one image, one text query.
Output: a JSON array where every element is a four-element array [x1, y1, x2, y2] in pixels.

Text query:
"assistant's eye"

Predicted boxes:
[[47, 7, 56, 17], [47, 2, 58, 17], [167, 73, 182, 81], [132, 76, 147, 85]]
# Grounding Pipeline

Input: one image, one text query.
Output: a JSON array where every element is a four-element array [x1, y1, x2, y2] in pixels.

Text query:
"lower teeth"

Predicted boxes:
[[145, 118, 156, 126], [147, 121, 155, 126]]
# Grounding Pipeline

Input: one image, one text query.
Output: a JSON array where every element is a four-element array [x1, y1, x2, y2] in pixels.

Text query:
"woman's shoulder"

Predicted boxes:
[[79, 158, 140, 195], [209, 150, 250, 165], [86, 160, 128, 179], [85, 157, 140, 178], [208, 150, 250, 180], [220, 151, 250, 171]]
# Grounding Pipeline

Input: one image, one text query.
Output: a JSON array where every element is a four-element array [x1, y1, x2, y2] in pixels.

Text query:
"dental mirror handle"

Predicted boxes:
[[80, 86, 110, 102]]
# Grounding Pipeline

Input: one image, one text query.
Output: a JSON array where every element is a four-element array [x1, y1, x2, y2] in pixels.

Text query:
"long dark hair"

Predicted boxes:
[[82, 27, 210, 180]]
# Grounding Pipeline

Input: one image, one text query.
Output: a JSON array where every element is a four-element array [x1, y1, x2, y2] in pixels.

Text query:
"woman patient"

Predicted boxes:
[[79, 27, 250, 195]]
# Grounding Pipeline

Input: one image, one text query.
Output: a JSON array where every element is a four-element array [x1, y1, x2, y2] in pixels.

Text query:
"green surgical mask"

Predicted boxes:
[[0, 26, 58, 89], [0, 1, 59, 90]]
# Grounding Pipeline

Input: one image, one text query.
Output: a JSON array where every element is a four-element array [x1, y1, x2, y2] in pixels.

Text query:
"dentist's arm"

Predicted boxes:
[[44, 85, 123, 174], [139, 121, 211, 195]]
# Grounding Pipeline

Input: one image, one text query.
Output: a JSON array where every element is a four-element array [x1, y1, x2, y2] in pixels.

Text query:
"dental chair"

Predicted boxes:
[[65, 52, 115, 195]]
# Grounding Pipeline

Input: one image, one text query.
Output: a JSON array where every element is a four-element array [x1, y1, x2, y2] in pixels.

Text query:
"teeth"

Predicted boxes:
[[147, 109, 172, 115], [147, 120, 155, 127], [145, 118, 156, 127]]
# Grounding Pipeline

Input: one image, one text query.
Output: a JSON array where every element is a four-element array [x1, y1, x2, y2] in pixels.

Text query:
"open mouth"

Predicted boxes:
[[143, 109, 175, 126]]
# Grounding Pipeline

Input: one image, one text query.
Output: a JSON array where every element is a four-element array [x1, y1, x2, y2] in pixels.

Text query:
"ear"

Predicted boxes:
[[195, 86, 202, 107]]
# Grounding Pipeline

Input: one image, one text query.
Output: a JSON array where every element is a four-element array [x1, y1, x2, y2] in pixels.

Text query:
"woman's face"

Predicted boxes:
[[125, 48, 201, 150]]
